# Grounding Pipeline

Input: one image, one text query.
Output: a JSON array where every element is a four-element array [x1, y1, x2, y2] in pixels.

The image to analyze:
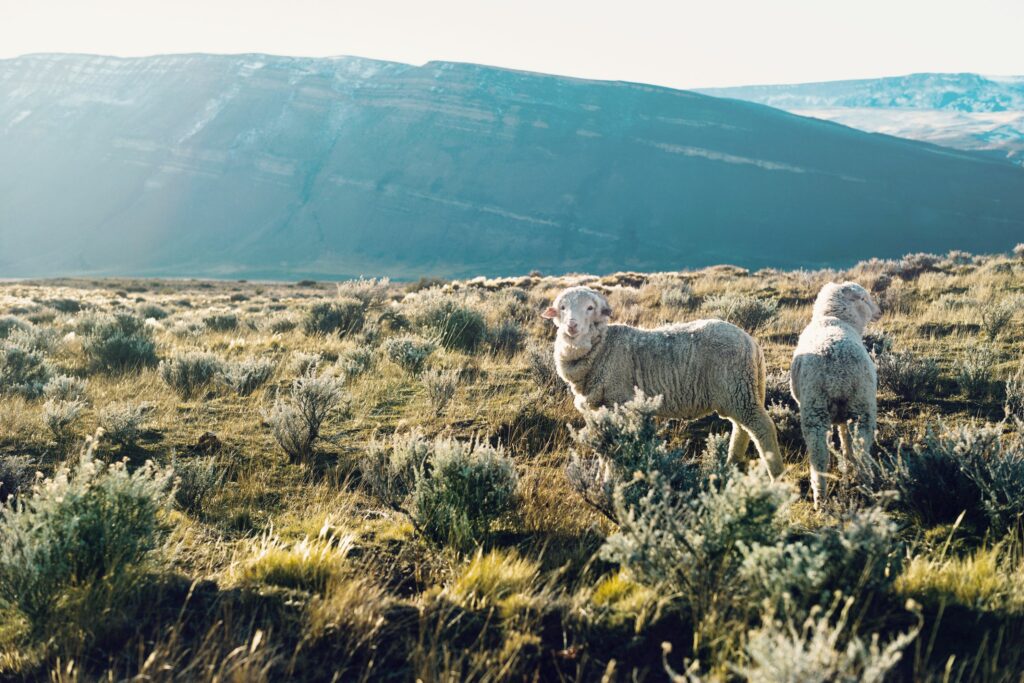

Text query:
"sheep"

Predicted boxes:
[[542, 285, 784, 479], [790, 281, 882, 506]]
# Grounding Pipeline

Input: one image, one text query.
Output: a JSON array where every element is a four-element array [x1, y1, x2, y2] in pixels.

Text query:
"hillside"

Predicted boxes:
[[700, 73, 1024, 165], [2, 55, 1024, 278]]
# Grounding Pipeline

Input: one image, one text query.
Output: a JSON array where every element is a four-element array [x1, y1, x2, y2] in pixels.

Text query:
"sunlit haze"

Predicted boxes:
[[4, 0, 1024, 88]]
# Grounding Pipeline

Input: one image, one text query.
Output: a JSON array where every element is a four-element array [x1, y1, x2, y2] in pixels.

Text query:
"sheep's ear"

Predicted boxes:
[[541, 306, 558, 320], [597, 295, 613, 318]]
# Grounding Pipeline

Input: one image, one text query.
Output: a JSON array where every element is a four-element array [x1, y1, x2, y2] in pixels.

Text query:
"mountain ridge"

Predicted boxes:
[[2, 54, 1023, 279]]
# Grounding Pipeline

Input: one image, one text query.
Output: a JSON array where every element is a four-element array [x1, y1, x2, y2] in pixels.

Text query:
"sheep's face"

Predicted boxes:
[[541, 286, 612, 340], [814, 281, 881, 329]]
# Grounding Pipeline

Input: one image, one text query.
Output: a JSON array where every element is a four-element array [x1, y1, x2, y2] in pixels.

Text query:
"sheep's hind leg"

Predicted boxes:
[[801, 409, 831, 508], [837, 423, 853, 475], [727, 419, 751, 468], [735, 406, 785, 481]]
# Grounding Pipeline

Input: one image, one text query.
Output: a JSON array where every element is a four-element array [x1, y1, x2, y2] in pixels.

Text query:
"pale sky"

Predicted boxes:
[[3, 0, 1024, 88]]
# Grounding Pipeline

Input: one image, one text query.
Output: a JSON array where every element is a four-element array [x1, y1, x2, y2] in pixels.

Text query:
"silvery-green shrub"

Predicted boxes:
[[702, 293, 779, 333], [159, 351, 224, 398], [565, 390, 691, 520], [0, 341, 51, 398], [203, 312, 239, 332], [303, 299, 365, 337], [875, 351, 939, 402], [220, 358, 276, 396], [98, 402, 150, 447], [172, 454, 225, 517], [265, 371, 346, 462], [43, 375, 88, 403], [0, 440, 173, 630], [406, 292, 488, 352], [411, 439, 518, 549], [43, 399, 86, 445], [423, 368, 459, 415], [80, 313, 158, 373], [359, 430, 431, 510], [383, 336, 435, 375]]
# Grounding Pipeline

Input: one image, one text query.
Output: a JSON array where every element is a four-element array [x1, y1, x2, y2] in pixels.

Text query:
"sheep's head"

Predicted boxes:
[[542, 286, 612, 342], [813, 281, 881, 330]]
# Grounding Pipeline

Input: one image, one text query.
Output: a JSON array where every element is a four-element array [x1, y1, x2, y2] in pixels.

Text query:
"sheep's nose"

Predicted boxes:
[[567, 320, 579, 332]]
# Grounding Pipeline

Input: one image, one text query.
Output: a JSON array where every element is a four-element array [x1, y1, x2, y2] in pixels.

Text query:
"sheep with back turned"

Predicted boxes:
[[542, 285, 784, 479], [790, 281, 881, 506]]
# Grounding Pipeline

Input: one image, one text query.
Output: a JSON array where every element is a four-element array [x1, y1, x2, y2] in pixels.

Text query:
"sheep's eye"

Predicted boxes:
[[587, 305, 594, 311], [560, 305, 565, 310]]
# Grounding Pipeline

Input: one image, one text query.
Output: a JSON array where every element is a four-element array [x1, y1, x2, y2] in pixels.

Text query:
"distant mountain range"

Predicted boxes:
[[1, 55, 1023, 279], [699, 73, 1024, 165]]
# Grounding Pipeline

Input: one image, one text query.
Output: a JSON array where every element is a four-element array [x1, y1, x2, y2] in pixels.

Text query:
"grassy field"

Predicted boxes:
[[1, 250, 1024, 681]]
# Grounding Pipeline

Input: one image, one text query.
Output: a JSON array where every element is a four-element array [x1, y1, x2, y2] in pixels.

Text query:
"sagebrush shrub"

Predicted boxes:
[[80, 313, 158, 373], [266, 371, 346, 462], [980, 297, 1020, 341], [359, 431, 431, 510], [266, 313, 300, 334], [159, 351, 224, 398], [895, 252, 942, 279], [137, 303, 168, 320], [1006, 362, 1024, 425], [702, 293, 779, 333], [407, 292, 488, 352], [658, 279, 696, 311], [336, 277, 391, 306], [0, 455, 37, 502], [412, 439, 518, 549], [525, 341, 559, 389], [0, 438, 173, 630], [383, 336, 435, 374], [0, 341, 51, 398], [203, 312, 239, 332], [731, 597, 918, 683], [290, 351, 322, 377], [602, 468, 792, 648], [850, 422, 1024, 535], [0, 315, 30, 339], [303, 299, 365, 337], [875, 350, 939, 402], [565, 390, 691, 520], [220, 358, 276, 396], [338, 345, 374, 379], [43, 375, 88, 403], [99, 402, 150, 447], [43, 399, 86, 445], [861, 331, 893, 357], [423, 368, 459, 415], [955, 346, 998, 401], [172, 454, 225, 517], [488, 320, 524, 356]]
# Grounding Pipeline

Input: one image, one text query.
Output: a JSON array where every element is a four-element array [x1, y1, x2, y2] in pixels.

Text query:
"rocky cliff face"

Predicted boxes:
[[3, 55, 1024, 278]]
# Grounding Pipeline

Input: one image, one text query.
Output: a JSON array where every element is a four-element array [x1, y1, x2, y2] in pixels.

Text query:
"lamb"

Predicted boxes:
[[542, 286, 784, 479], [790, 281, 882, 506]]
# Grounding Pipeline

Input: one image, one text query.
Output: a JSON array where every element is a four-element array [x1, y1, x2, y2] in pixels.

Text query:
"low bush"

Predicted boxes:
[[423, 368, 460, 415], [42, 399, 86, 445], [98, 402, 150, 448], [80, 313, 158, 373], [726, 597, 919, 683], [220, 358, 276, 396], [565, 390, 690, 520], [407, 292, 488, 352], [303, 299, 365, 337], [1006, 362, 1024, 425], [43, 375, 88, 403], [488, 320, 525, 356], [955, 346, 998, 401], [338, 345, 374, 380], [159, 351, 224, 398], [0, 315, 31, 339], [359, 431, 431, 510], [411, 439, 518, 549], [383, 336, 435, 374], [172, 454, 225, 517], [875, 350, 940, 402], [980, 297, 1020, 341], [203, 312, 239, 332], [0, 341, 51, 398], [0, 437, 173, 632], [265, 371, 346, 463], [702, 293, 779, 333]]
